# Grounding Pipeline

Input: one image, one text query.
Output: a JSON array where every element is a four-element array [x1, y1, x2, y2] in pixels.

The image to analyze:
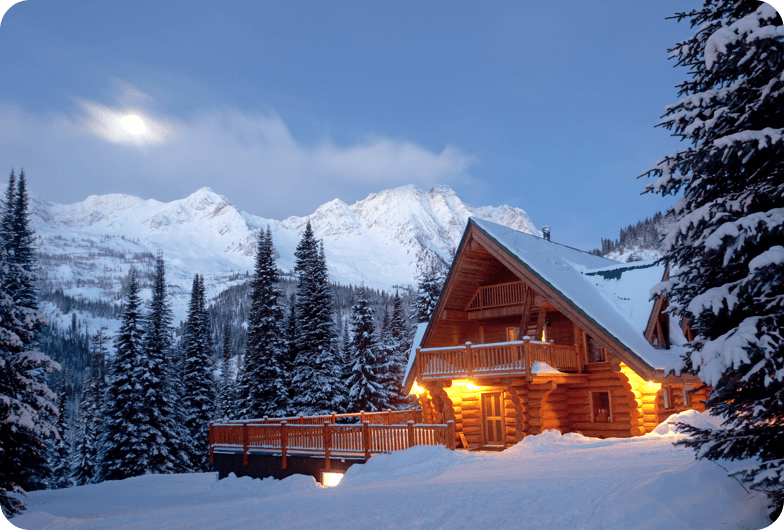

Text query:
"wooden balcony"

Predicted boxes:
[[466, 280, 527, 311], [416, 339, 580, 382], [209, 410, 456, 468]]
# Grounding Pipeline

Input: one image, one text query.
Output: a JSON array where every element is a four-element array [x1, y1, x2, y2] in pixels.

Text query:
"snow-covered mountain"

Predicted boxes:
[[29, 184, 538, 326]]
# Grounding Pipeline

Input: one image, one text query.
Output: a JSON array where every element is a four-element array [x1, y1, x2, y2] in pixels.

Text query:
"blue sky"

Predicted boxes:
[[0, 0, 706, 249]]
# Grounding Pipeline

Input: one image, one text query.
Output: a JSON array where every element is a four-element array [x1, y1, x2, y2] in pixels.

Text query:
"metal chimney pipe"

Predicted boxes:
[[542, 226, 551, 241]]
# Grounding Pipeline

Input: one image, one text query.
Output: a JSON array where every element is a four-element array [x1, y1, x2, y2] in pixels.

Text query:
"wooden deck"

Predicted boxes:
[[417, 338, 580, 382], [209, 410, 456, 472]]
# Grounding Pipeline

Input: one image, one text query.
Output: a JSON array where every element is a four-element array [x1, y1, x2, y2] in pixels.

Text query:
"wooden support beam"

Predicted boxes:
[[363, 421, 371, 462], [209, 422, 214, 465], [281, 422, 288, 470], [323, 421, 331, 471], [407, 420, 415, 448], [242, 422, 249, 466]]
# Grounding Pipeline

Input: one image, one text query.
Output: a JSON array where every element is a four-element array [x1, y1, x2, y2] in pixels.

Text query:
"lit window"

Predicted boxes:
[[663, 388, 671, 409], [591, 391, 612, 422], [321, 471, 343, 487], [506, 327, 518, 341]]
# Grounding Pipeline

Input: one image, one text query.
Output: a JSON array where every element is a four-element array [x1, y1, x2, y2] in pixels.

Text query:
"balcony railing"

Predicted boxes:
[[466, 281, 527, 311], [417, 339, 580, 382]]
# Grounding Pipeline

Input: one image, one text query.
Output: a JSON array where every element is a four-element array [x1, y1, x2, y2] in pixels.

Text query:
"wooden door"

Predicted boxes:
[[482, 393, 504, 446]]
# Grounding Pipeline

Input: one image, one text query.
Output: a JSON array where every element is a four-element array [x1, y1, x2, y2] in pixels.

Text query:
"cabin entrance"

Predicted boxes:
[[482, 392, 505, 446]]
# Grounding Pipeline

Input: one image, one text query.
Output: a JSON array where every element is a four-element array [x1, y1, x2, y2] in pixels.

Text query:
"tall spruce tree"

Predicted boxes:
[[0, 169, 59, 517], [640, 1, 784, 514], [71, 336, 105, 486], [49, 378, 72, 489], [346, 289, 386, 413], [99, 272, 147, 481], [216, 322, 236, 419], [414, 265, 444, 323], [138, 254, 191, 474], [385, 290, 413, 409], [291, 224, 345, 415], [182, 275, 217, 471], [240, 229, 288, 419]]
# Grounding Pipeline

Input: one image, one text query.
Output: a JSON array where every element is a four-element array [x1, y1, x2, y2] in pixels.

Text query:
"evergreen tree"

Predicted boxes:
[[640, 1, 784, 514], [240, 229, 288, 419], [291, 224, 346, 415], [70, 336, 105, 486], [385, 290, 413, 409], [283, 293, 298, 410], [346, 289, 386, 413], [414, 265, 444, 323], [49, 379, 71, 489], [98, 272, 146, 481], [182, 275, 217, 471], [137, 254, 191, 474], [216, 322, 236, 419], [0, 169, 59, 517]]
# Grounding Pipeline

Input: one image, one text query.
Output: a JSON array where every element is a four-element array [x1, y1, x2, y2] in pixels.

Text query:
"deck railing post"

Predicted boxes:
[[242, 422, 249, 466], [209, 422, 214, 465], [362, 421, 370, 462], [323, 421, 331, 471], [299, 414, 305, 425], [387, 409, 392, 426], [416, 347, 422, 380], [407, 420, 415, 448], [549, 340, 555, 368], [281, 422, 288, 470], [524, 336, 532, 382], [331, 412, 336, 424], [360, 410, 365, 424], [447, 420, 456, 450], [465, 342, 474, 377]]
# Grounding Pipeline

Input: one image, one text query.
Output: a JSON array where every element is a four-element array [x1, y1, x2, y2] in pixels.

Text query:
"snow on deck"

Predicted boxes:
[[8, 412, 771, 530]]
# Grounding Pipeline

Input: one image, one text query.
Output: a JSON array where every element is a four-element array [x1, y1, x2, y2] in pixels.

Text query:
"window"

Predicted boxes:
[[506, 327, 519, 342], [682, 386, 691, 408], [663, 388, 671, 409], [590, 391, 612, 422], [586, 335, 606, 363]]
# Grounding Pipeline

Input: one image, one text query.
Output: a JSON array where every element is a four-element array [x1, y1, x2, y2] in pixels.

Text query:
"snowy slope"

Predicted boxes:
[[29, 185, 538, 326], [7, 411, 772, 530]]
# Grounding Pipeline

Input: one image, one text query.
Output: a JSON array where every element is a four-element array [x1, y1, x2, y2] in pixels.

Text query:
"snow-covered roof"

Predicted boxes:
[[403, 322, 429, 389], [470, 218, 674, 371]]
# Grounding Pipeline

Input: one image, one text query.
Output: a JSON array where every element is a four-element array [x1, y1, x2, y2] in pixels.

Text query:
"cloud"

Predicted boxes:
[[0, 88, 478, 218]]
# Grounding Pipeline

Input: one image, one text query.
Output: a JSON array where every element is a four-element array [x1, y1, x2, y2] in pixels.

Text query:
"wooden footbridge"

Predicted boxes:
[[209, 410, 455, 484]]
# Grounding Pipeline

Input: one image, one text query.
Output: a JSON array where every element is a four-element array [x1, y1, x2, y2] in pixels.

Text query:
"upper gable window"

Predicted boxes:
[[586, 335, 606, 363]]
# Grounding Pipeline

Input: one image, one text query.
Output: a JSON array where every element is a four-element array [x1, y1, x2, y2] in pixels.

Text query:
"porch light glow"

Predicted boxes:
[[452, 380, 480, 392], [409, 381, 425, 396], [321, 471, 344, 487]]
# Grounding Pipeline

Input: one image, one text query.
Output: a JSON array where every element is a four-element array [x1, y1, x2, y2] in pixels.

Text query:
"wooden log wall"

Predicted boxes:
[[546, 312, 575, 346], [564, 365, 637, 438], [655, 384, 710, 424]]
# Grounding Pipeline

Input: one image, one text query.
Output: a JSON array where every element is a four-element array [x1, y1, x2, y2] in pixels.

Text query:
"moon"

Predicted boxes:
[[120, 114, 148, 136]]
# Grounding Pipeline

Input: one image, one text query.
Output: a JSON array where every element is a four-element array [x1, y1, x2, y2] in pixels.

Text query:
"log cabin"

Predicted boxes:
[[403, 218, 707, 449]]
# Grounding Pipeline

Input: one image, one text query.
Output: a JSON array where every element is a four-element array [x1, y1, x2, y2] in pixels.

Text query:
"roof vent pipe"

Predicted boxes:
[[542, 226, 551, 241]]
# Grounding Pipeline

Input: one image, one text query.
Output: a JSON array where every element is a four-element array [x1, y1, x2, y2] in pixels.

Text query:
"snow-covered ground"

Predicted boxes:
[[5, 411, 775, 530]]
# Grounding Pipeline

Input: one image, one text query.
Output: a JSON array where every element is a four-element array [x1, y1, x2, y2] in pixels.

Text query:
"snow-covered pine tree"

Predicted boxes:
[[70, 338, 104, 486], [239, 228, 288, 419], [640, 1, 784, 514], [385, 290, 413, 409], [182, 274, 217, 471], [49, 378, 72, 489], [346, 289, 387, 413], [0, 169, 59, 517], [414, 265, 444, 323], [283, 293, 298, 409], [291, 224, 346, 415], [216, 322, 236, 419], [98, 272, 146, 481], [138, 253, 191, 474]]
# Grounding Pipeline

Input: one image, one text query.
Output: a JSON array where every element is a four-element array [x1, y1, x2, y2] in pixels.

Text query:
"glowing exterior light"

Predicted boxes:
[[322, 471, 343, 487], [452, 380, 480, 392], [409, 381, 425, 396]]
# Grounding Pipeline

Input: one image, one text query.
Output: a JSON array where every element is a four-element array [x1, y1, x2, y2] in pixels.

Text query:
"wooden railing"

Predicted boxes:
[[219, 409, 421, 427], [417, 338, 580, 382], [466, 281, 527, 311], [209, 418, 455, 470]]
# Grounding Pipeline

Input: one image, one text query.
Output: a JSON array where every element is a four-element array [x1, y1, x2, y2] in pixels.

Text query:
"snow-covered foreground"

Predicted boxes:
[[6, 412, 775, 530]]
